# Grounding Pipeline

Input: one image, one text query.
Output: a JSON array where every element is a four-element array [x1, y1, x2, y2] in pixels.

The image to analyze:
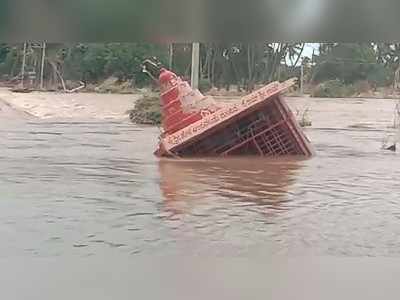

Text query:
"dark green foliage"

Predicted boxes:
[[63, 43, 168, 86], [0, 45, 20, 77], [104, 43, 168, 85], [0, 43, 9, 64], [312, 43, 378, 84], [366, 63, 393, 87], [0, 43, 168, 87], [0, 42, 397, 95], [311, 80, 356, 98], [63, 44, 108, 82], [199, 79, 212, 93], [199, 43, 305, 90]]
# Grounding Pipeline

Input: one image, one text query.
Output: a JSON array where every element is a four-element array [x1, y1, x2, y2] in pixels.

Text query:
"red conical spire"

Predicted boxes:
[[158, 68, 203, 135]]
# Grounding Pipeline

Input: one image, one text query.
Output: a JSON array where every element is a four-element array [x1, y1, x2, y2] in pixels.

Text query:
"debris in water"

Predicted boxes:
[[11, 87, 33, 93], [386, 143, 396, 152], [392, 100, 400, 129], [128, 94, 161, 125], [141, 59, 314, 158], [296, 107, 312, 128], [73, 243, 88, 248]]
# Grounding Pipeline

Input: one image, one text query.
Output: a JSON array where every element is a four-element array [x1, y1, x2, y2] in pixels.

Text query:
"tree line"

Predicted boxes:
[[1, 43, 400, 91]]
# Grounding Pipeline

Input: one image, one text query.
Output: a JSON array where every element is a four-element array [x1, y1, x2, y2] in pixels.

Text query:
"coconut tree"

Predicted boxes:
[[376, 43, 400, 89]]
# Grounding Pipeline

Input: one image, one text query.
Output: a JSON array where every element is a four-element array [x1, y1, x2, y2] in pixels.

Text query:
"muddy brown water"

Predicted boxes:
[[1, 96, 400, 258], [2, 97, 400, 298]]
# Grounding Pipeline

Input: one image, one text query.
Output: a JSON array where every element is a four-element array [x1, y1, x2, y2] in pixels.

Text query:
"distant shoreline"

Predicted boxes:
[[1, 83, 399, 101], [0, 88, 138, 120]]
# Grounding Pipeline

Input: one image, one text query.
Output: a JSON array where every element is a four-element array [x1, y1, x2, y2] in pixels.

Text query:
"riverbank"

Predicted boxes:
[[1, 87, 399, 134], [3, 76, 399, 100], [208, 86, 400, 100], [0, 87, 139, 120], [0, 97, 34, 120]]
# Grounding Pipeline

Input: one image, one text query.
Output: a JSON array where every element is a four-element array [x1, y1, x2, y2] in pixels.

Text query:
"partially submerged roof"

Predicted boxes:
[[153, 68, 313, 158]]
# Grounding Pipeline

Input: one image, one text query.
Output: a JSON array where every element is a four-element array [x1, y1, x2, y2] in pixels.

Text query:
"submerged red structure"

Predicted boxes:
[[142, 60, 313, 158]]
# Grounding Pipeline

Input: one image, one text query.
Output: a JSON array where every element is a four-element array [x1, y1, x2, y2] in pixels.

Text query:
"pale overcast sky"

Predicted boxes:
[[304, 43, 319, 58]]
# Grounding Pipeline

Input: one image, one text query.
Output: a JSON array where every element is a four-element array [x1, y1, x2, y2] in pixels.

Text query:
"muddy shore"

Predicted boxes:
[[0, 87, 399, 133], [0, 96, 34, 119], [0, 88, 140, 120]]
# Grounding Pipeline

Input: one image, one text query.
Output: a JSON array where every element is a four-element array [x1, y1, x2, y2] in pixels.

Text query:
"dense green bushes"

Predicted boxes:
[[62, 43, 169, 86], [0, 43, 169, 87], [0, 44, 9, 64], [128, 94, 161, 125], [198, 79, 212, 93], [312, 44, 378, 84], [1, 43, 400, 98], [311, 80, 356, 98]]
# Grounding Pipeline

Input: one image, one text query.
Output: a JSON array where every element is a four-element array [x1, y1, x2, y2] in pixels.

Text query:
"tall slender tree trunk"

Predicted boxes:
[[252, 44, 256, 86], [394, 64, 400, 90], [207, 47, 212, 83], [269, 43, 287, 82], [292, 43, 305, 69], [168, 44, 173, 70], [231, 58, 240, 91], [247, 44, 252, 91], [211, 46, 217, 87], [49, 60, 66, 91], [203, 44, 212, 82], [10, 51, 20, 77]]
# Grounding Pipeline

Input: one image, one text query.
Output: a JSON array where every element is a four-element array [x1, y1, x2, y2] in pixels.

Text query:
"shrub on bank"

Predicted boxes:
[[353, 80, 372, 94], [199, 79, 212, 94], [128, 80, 213, 126], [311, 80, 356, 98], [128, 94, 161, 125]]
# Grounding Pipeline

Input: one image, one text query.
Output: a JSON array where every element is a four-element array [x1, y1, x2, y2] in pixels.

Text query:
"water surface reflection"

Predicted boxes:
[[159, 157, 305, 215]]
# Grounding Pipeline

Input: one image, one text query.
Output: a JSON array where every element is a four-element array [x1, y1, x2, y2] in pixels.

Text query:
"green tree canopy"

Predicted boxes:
[[312, 43, 378, 84]]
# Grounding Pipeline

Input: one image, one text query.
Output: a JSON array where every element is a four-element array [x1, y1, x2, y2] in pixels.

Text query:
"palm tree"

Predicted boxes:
[[376, 43, 400, 89]]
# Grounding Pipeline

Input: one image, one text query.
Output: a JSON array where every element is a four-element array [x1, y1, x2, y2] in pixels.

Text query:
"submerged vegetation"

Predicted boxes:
[[311, 80, 356, 98], [128, 94, 161, 125], [390, 100, 400, 129], [296, 107, 312, 127]]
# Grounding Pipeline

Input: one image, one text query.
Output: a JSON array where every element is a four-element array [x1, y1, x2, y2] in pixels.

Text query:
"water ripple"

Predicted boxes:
[[2, 118, 400, 258]]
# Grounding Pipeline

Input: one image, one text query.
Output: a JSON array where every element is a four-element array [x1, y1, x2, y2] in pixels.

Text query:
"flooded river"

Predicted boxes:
[[2, 95, 400, 298], [2, 95, 400, 258]]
